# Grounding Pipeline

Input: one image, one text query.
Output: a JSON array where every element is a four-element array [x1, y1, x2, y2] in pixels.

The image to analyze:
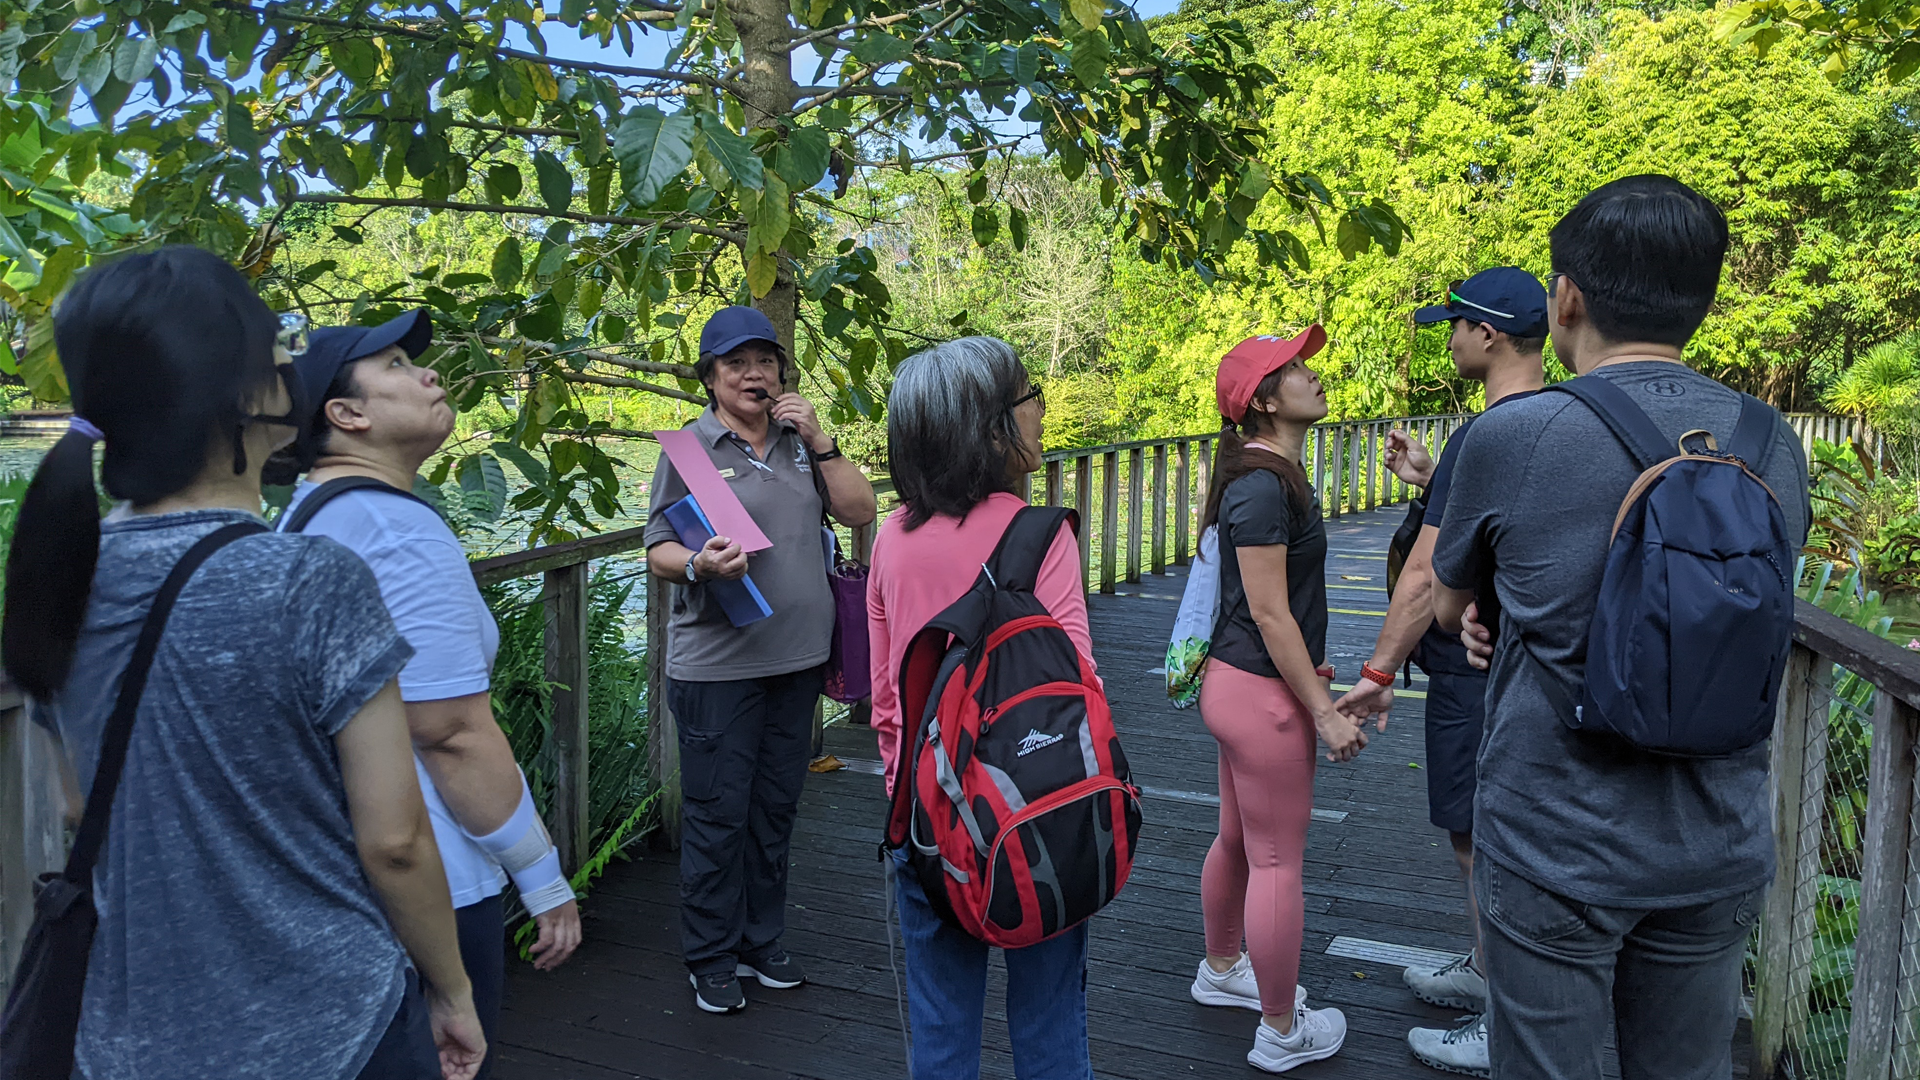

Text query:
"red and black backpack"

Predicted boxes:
[[882, 506, 1143, 948]]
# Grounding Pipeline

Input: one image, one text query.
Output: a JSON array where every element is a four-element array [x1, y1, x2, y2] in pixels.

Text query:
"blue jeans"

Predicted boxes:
[[890, 850, 1095, 1080], [1474, 855, 1765, 1080]]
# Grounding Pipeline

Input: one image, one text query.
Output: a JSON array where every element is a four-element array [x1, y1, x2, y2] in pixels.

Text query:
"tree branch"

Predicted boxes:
[[784, 2, 950, 52], [477, 334, 699, 379], [286, 193, 747, 244], [792, 3, 974, 112], [557, 370, 706, 403]]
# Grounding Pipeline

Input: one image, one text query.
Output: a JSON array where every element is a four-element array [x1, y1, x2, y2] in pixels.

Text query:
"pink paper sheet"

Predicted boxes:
[[654, 428, 774, 552]]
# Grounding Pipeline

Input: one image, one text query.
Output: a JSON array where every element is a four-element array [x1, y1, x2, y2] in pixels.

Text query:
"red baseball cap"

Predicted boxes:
[[1215, 325, 1328, 423]]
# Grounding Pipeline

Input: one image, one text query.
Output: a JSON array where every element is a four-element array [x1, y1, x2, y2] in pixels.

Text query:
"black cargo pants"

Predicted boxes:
[[669, 665, 824, 976]]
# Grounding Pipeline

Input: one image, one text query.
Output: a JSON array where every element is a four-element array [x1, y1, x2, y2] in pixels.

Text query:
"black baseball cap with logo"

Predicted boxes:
[[288, 308, 434, 426], [1413, 267, 1549, 338]]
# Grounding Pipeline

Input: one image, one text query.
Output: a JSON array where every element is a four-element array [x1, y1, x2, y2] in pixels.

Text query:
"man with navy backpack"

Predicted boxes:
[[1430, 175, 1810, 1080]]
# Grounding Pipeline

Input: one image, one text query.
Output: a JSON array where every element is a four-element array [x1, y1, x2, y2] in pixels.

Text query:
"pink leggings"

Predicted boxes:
[[1199, 659, 1317, 1016]]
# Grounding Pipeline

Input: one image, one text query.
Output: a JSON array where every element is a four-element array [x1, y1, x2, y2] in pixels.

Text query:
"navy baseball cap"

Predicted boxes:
[[290, 308, 433, 424], [700, 305, 783, 358], [1413, 267, 1549, 338]]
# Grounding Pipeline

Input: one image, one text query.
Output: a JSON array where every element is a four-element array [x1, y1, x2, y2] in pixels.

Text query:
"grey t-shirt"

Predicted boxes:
[[37, 509, 416, 1080], [644, 407, 833, 682], [1432, 363, 1810, 908]]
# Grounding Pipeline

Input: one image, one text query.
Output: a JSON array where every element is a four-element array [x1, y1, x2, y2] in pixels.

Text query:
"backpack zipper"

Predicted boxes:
[[979, 680, 1088, 731], [980, 775, 1139, 918]]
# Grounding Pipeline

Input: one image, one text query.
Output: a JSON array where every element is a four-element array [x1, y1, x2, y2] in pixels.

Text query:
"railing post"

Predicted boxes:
[[1365, 422, 1379, 511], [1849, 692, 1920, 1080], [1074, 454, 1093, 591], [1346, 424, 1364, 516], [1196, 440, 1213, 532], [1126, 447, 1144, 584], [1045, 458, 1063, 508], [1151, 444, 1169, 574], [645, 576, 682, 848], [1101, 450, 1120, 594], [544, 562, 591, 872], [1311, 426, 1327, 514], [1175, 441, 1191, 566], [1019, 472, 1032, 503], [0, 691, 65, 1000], [1755, 645, 1823, 1076]]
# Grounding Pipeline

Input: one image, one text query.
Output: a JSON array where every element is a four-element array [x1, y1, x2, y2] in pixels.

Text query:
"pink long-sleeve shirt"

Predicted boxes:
[[866, 492, 1101, 787]]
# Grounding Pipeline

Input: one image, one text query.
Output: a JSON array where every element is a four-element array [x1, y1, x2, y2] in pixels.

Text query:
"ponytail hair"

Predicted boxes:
[[3, 247, 278, 698], [1200, 369, 1314, 534]]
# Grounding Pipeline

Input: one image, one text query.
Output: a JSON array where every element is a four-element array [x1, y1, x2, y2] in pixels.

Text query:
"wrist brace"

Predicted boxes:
[[470, 776, 574, 917]]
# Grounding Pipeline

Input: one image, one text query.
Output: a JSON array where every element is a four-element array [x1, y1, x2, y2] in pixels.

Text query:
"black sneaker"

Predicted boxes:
[[737, 951, 807, 989], [690, 971, 747, 1014]]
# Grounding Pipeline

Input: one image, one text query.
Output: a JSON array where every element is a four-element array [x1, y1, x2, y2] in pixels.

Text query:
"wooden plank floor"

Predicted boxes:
[[492, 507, 1750, 1079]]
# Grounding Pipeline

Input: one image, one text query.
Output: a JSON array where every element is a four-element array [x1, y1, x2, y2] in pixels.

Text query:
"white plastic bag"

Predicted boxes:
[[1166, 526, 1221, 709]]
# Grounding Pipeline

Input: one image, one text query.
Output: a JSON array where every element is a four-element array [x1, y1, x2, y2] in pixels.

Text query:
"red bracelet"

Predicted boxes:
[[1359, 663, 1396, 687]]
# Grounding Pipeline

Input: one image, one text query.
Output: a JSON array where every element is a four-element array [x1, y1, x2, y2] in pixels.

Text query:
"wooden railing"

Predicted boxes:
[[1754, 605, 1920, 1080]]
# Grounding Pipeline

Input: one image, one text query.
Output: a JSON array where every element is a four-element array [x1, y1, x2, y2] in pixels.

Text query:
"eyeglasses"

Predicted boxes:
[[277, 311, 310, 357], [1009, 384, 1045, 414], [1446, 280, 1515, 322], [1546, 271, 1571, 297]]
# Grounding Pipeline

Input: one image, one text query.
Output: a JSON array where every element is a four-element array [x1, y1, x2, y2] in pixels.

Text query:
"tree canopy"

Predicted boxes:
[[0, 0, 1412, 538]]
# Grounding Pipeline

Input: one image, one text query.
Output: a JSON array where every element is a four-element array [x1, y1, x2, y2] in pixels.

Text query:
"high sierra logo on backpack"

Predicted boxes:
[[883, 507, 1143, 947], [1532, 376, 1795, 757]]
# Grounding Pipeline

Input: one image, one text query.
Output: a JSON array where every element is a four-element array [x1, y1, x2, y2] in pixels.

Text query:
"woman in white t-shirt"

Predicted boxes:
[[265, 310, 581, 1079]]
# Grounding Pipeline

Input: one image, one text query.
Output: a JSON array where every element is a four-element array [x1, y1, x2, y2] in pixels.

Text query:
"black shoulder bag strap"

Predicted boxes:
[[1, 520, 265, 1080], [1726, 393, 1779, 474], [277, 474, 430, 534], [985, 506, 1080, 593]]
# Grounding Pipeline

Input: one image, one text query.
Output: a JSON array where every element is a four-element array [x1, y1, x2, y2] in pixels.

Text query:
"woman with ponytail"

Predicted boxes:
[[1184, 328, 1371, 1073], [3, 247, 483, 1080]]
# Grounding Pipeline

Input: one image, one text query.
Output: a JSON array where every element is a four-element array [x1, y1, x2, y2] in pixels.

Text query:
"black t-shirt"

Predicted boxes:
[[1412, 390, 1540, 675], [1211, 469, 1328, 676]]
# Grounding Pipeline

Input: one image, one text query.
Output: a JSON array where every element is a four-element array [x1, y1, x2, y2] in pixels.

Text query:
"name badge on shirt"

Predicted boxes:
[[719, 467, 737, 479]]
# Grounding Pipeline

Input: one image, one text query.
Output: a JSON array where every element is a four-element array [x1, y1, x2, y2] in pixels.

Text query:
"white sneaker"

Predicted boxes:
[[1408, 1013, 1490, 1077], [1247, 992, 1346, 1073], [1191, 955, 1262, 1011], [1404, 951, 1487, 1012]]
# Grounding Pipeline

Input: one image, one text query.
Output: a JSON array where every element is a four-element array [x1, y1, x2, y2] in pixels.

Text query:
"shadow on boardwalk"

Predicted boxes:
[[492, 508, 1750, 1079]]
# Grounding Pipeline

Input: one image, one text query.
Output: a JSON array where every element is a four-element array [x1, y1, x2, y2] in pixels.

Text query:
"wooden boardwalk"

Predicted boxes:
[[491, 508, 1750, 1079]]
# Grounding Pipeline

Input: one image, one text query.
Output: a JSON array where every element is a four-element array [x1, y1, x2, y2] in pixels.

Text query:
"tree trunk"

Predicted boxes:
[[734, 0, 801, 388]]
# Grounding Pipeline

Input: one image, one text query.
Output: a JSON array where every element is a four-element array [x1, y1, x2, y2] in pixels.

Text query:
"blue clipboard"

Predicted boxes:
[[664, 494, 773, 627]]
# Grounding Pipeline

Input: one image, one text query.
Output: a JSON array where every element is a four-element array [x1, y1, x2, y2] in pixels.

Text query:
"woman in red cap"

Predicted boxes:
[[1187, 327, 1369, 1073]]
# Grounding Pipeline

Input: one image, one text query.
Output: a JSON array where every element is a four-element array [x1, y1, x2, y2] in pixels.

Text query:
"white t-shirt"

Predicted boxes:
[[286, 481, 507, 907]]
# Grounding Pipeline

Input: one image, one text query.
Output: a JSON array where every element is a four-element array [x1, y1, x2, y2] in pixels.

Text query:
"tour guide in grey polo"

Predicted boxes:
[[644, 306, 877, 1015]]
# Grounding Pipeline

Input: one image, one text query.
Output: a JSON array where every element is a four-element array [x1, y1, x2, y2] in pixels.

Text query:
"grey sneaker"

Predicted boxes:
[[1408, 1014, 1490, 1077], [1404, 951, 1487, 1012], [1190, 955, 1261, 1011], [737, 951, 806, 989], [690, 971, 747, 1014], [1247, 991, 1345, 1073]]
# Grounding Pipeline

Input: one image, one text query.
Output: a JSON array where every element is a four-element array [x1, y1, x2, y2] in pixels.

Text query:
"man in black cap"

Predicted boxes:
[[1334, 267, 1547, 1078], [644, 306, 876, 1014], [272, 309, 584, 1080]]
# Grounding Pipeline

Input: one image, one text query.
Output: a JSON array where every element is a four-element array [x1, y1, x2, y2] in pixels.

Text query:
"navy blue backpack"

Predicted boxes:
[[1533, 376, 1795, 757]]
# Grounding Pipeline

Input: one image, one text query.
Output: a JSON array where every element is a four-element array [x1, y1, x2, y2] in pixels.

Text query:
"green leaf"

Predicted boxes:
[[332, 225, 365, 245], [535, 240, 571, 280], [746, 251, 778, 298], [1068, 0, 1105, 32], [534, 149, 573, 211], [492, 235, 524, 289], [1013, 42, 1043, 85], [967, 171, 988, 204], [488, 162, 523, 201], [112, 35, 159, 85], [329, 38, 380, 82], [0, 213, 42, 275], [78, 48, 112, 96], [971, 206, 999, 247], [491, 440, 552, 492], [1068, 30, 1110, 88], [779, 128, 831, 190], [748, 173, 791, 257], [695, 113, 764, 191], [853, 33, 914, 65], [1009, 206, 1030, 251], [316, 137, 359, 191], [458, 453, 509, 521], [443, 272, 493, 288], [227, 99, 260, 155], [612, 106, 696, 207], [21, 317, 67, 402]]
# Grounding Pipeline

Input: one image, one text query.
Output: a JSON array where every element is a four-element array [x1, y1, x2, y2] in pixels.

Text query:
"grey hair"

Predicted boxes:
[[887, 336, 1031, 529]]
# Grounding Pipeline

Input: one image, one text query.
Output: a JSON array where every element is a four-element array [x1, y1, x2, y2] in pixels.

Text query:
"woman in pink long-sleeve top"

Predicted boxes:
[[866, 336, 1101, 1080]]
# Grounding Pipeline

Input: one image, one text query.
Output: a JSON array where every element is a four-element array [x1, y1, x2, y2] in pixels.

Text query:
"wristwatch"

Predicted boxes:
[[814, 438, 843, 463], [684, 556, 699, 583]]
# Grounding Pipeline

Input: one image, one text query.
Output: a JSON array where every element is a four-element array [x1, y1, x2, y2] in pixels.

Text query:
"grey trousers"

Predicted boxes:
[[1474, 855, 1764, 1080]]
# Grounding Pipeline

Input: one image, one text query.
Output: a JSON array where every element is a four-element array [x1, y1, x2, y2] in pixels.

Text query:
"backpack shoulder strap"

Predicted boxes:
[[985, 506, 1079, 593], [278, 474, 431, 534], [62, 520, 267, 881], [1726, 393, 1779, 473], [1545, 376, 1673, 471]]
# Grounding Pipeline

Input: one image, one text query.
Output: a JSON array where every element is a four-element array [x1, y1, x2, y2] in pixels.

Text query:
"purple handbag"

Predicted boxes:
[[822, 528, 871, 703]]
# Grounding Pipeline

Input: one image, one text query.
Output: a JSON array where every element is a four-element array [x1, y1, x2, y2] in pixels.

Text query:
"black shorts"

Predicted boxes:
[[1423, 669, 1488, 836]]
